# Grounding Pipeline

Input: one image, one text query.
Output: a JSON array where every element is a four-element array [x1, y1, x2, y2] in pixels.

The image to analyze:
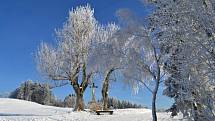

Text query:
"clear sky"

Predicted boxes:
[[0, 0, 172, 109]]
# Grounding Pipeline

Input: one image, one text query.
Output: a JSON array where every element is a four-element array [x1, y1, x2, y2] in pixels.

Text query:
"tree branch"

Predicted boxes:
[[140, 81, 153, 94]]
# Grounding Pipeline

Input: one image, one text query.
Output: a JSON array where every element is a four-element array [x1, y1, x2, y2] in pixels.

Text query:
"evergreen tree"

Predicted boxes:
[[64, 94, 76, 108], [96, 97, 144, 109], [9, 80, 54, 105]]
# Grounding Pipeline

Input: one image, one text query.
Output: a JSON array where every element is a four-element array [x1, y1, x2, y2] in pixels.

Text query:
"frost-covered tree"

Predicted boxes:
[[145, 0, 215, 120], [116, 9, 167, 121], [10, 80, 34, 101], [121, 27, 165, 121], [36, 5, 97, 111], [88, 23, 121, 110], [64, 94, 76, 108], [9, 80, 54, 105]]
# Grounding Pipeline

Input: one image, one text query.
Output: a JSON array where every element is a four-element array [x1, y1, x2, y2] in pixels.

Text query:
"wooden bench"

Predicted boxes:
[[95, 110, 113, 115]]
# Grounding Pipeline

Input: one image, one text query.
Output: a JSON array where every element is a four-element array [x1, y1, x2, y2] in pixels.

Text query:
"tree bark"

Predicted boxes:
[[72, 80, 86, 111], [152, 60, 160, 121], [102, 69, 114, 110], [71, 63, 91, 111], [74, 90, 84, 111], [192, 102, 199, 121], [102, 88, 108, 110], [152, 79, 159, 121], [71, 76, 84, 111]]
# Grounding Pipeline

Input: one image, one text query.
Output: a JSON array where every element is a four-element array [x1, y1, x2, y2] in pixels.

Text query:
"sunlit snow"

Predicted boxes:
[[0, 98, 185, 121]]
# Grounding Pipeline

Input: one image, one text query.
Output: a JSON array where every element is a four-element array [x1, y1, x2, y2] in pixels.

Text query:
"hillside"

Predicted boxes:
[[0, 98, 186, 121]]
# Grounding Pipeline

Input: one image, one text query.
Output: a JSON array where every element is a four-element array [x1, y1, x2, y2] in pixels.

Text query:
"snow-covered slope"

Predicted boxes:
[[0, 98, 185, 121]]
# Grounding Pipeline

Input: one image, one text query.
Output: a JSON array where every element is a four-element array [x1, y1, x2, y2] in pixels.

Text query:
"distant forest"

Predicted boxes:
[[8, 81, 145, 109]]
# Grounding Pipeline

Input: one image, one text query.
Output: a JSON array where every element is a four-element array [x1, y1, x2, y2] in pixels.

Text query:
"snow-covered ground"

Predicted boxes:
[[0, 98, 185, 121]]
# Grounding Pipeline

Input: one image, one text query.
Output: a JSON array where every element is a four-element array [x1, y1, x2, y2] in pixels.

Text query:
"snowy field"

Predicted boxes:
[[0, 98, 185, 121]]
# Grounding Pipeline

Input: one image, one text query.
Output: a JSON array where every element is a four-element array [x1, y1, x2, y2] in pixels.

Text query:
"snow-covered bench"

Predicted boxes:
[[96, 110, 113, 115]]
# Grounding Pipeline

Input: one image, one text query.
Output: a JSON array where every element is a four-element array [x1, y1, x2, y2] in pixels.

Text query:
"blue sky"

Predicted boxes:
[[0, 0, 172, 109]]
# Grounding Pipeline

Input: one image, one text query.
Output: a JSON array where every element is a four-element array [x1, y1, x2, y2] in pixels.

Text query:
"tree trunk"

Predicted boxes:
[[151, 54, 161, 121], [102, 78, 109, 110], [102, 69, 114, 110], [74, 91, 84, 111], [71, 80, 85, 111], [71, 63, 90, 111], [192, 102, 199, 121], [102, 87, 109, 110], [152, 79, 159, 121]]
